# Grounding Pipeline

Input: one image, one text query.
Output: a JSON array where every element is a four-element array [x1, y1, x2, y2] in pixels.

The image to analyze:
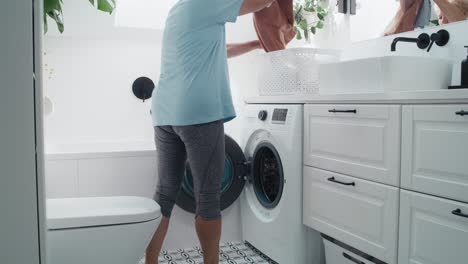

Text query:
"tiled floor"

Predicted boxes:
[[140, 241, 276, 264]]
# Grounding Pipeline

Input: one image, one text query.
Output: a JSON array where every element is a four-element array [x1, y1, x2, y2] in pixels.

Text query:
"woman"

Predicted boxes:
[[145, 0, 276, 264]]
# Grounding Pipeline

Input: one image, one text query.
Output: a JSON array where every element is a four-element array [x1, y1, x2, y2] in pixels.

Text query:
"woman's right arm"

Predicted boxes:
[[239, 0, 275, 16]]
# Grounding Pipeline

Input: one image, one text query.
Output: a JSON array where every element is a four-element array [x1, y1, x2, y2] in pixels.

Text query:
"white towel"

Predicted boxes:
[[415, 0, 432, 28]]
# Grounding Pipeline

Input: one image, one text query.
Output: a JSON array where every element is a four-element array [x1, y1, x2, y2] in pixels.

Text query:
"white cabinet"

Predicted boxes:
[[304, 104, 401, 186], [303, 167, 399, 264], [398, 190, 468, 264], [401, 105, 468, 203]]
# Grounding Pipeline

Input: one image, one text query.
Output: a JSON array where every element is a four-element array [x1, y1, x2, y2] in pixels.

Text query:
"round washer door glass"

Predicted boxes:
[[252, 142, 284, 209]]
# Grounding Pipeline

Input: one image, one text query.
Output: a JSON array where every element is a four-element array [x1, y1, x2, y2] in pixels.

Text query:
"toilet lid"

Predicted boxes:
[[47, 196, 161, 230]]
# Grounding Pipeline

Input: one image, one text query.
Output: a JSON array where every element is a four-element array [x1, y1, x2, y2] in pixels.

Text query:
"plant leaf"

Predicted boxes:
[[96, 0, 115, 14], [316, 20, 324, 29], [43, 0, 64, 33], [294, 5, 303, 20], [296, 30, 302, 40], [44, 16, 48, 33], [311, 26, 316, 34], [47, 10, 64, 33], [44, 0, 115, 34], [299, 20, 308, 30]]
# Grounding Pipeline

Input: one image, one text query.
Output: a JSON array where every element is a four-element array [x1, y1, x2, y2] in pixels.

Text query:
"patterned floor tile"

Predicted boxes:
[[140, 241, 275, 264]]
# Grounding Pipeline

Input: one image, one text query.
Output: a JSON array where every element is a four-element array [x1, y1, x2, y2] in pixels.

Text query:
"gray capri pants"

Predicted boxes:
[[154, 120, 225, 220]]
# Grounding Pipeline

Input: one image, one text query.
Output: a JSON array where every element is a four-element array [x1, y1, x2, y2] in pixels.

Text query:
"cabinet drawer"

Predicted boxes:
[[304, 104, 401, 186], [323, 237, 377, 264], [303, 167, 399, 264], [401, 105, 468, 203], [398, 190, 468, 264]]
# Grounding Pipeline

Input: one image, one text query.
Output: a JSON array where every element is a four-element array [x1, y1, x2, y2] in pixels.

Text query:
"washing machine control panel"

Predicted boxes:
[[272, 109, 288, 124]]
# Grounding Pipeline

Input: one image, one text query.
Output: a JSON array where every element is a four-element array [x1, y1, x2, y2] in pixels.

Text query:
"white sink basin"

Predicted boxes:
[[318, 56, 453, 94]]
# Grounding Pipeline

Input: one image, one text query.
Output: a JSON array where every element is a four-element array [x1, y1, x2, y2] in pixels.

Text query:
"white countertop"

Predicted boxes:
[[245, 89, 468, 104]]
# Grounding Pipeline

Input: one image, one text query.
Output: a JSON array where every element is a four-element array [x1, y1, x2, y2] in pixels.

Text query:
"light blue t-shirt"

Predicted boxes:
[[152, 0, 243, 126]]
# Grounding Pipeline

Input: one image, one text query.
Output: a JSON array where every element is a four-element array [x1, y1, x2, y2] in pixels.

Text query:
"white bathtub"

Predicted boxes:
[[45, 141, 156, 159], [44, 141, 157, 200]]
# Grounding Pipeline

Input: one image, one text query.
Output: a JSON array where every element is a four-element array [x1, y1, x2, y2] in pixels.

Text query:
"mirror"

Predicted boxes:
[[345, 0, 467, 42], [384, 0, 468, 35]]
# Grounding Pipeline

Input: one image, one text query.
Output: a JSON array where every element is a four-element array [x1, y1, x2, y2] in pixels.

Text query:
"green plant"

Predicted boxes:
[[294, 0, 328, 41], [44, 0, 116, 33], [430, 19, 440, 26]]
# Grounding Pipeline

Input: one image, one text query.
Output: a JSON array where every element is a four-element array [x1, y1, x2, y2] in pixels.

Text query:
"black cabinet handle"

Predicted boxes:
[[456, 110, 468, 116], [343, 252, 366, 264], [452, 208, 468, 218], [328, 177, 355, 186], [329, 109, 357, 114]]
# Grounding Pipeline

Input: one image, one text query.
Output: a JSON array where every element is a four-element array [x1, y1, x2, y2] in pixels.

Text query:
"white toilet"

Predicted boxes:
[[46, 196, 161, 264]]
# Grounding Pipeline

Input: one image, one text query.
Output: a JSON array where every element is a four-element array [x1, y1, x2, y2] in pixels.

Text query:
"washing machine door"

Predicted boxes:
[[249, 141, 284, 209], [176, 135, 247, 213]]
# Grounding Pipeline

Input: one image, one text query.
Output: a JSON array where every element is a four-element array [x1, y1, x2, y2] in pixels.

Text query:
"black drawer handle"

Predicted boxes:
[[328, 177, 355, 186], [329, 109, 357, 114], [343, 252, 366, 264], [452, 208, 468, 218], [456, 110, 468, 116]]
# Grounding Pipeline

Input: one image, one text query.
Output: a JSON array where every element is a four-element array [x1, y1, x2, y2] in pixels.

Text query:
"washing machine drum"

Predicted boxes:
[[176, 135, 284, 213], [251, 142, 284, 209]]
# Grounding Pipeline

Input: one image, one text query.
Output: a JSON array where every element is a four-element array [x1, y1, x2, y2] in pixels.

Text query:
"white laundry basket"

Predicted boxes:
[[257, 48, 339, 96]]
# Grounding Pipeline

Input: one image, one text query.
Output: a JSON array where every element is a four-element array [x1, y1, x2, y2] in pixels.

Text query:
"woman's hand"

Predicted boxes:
[[433, 0, 467, 24]]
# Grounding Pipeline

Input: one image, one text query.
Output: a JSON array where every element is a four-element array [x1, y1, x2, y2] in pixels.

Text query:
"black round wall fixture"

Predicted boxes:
[[132, 77, 155, 102]]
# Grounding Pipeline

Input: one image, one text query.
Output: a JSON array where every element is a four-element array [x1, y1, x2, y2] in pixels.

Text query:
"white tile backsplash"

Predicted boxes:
[[45, 155, 157, 199], [45, 160, 79, 198], [77, 156, 157, 198]]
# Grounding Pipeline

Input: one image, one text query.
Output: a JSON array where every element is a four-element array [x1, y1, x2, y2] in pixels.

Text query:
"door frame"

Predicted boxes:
[[0, 0, 46, 263], [34, 0, 48, 263]]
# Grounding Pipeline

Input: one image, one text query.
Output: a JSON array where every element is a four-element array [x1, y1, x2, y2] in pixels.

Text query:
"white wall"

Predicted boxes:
[[44, 35, 159, 146], [0, 0, 43, 263], [43, 0, 259, 146]]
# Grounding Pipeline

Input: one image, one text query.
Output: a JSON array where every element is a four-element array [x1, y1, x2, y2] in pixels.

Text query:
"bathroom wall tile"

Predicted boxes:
[[45, 160, 79, 198], [77, 156, 157, 198]]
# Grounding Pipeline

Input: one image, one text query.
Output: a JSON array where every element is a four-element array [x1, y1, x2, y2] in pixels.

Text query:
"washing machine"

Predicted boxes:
[[176, 104, 310, 263]]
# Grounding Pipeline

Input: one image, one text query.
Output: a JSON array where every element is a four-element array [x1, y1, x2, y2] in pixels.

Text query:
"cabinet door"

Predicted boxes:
[[398, 190, 468, 264], [303, 167, 399, 264], [401, 105, 468, 203], [304, 104, 401, 186]]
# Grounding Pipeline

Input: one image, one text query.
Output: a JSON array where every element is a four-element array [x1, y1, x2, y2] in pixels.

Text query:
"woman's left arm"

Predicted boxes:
[[227, 40, 262, 58]]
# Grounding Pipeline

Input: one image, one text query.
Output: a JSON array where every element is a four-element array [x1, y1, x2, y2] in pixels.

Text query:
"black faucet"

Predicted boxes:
[[426, 29, 450, 52], [391, 33, 430, 52], [391, 30, 450, 52]]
